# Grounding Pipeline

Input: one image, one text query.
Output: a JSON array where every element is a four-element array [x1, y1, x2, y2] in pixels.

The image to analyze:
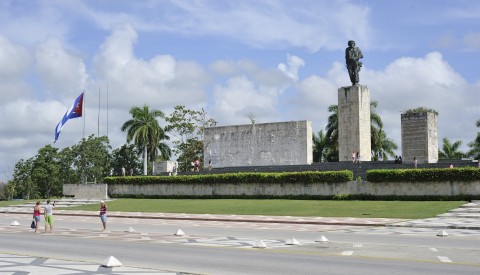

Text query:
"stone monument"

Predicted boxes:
[[338, 85, 372, 162], [338, 40, 371, 162], [401, 108, 438, 163], [204, 120, 312, 167]]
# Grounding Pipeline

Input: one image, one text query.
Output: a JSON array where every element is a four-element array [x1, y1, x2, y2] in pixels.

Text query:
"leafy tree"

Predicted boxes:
[[439, 137, 465, 159], [31, 145, 61, 198], [121, 105, 170, 175], [70, 135, 111, 183], [467, 119, 480, 160], [57, 146, 80, 186], [110, 144, 142, 176], [11, 158, 37, 199], [165, 105, 217, 171], [0, 180, 16, 200]]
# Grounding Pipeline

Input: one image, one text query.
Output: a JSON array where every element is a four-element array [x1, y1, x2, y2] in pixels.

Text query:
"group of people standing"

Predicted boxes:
[[32, 200, 108, 233]]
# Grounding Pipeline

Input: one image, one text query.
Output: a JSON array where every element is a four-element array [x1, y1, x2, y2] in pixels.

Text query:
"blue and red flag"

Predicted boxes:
[[54, 92, 84, 143]]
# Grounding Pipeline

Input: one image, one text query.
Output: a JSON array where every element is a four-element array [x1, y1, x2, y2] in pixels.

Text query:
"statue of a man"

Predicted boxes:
[[345, 40, 363, 85]]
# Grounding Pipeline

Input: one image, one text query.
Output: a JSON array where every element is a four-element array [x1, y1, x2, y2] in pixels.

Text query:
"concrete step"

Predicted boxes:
[[437, 212, 480, 219], [459, 203, 480, 208]]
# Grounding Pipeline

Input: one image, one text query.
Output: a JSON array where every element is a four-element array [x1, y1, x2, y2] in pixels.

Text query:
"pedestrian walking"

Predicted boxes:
[[414, 157, 418, 169], [43, 200, 55, 233], [100, 201, 107, 231], [33, 201, 41, 233]]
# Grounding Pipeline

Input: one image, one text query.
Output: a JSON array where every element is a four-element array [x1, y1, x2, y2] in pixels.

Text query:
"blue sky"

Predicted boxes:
[[0, 0, 479, 182]]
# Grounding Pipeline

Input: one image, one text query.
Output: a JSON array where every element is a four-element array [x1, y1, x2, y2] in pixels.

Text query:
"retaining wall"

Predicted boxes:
[[107, 181, 480, 197], [63, 184, 108, 199]]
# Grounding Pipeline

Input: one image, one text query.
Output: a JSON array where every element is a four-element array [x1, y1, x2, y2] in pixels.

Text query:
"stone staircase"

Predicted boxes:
[[437, 200, 480, 219]]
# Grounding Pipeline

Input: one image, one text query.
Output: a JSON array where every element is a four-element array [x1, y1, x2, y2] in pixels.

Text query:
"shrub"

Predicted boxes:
[[366, 167, 480, 183], [104, 170, 353, 185]]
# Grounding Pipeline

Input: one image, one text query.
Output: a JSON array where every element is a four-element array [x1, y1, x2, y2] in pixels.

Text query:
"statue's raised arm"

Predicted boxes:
[[345, 40, 363, 85]]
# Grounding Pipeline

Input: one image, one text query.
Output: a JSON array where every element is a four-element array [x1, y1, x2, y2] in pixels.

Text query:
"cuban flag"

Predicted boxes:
[[54, 92, 84, 143]]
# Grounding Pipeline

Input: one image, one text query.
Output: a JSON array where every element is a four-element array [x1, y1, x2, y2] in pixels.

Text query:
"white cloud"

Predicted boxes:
[[0, 35, 32, 102], [35, 38, 88, 98], [213, 75, 277, 125], [92, 24, 209, 110], [278, 54, 305, 81]]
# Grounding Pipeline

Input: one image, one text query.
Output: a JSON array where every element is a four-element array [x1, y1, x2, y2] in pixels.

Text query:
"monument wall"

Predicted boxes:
[[204, 120, 312, 167], [401, 112, 438, 163], [108, 180, 480, 197], [338, 85, 371, 162]]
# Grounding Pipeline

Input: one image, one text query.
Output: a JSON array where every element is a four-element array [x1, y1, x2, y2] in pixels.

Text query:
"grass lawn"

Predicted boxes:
[[64, 199, 466, 219], [0, 200, 31, 207]]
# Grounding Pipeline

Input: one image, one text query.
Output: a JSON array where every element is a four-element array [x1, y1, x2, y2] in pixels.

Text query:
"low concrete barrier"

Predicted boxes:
[[63, 184, 108, 199], [106, 180, 480, 197]]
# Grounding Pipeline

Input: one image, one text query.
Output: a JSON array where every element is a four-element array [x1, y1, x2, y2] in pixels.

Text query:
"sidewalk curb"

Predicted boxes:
[[0, 210, 400, 227]]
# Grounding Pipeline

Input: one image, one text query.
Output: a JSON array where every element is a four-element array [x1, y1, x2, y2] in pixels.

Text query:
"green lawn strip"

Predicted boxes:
[[0, 200, 33, 207], [66, 199, 466, 219]]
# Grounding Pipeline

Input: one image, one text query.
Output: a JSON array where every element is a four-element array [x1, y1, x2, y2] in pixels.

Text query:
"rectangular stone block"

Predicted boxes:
[[204, 120, 312, 167], [338, 85, 371, 162], [401, 112, 438, 163]]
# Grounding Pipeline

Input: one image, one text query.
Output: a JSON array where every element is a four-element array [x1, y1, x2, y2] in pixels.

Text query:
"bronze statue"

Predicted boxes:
[[345, 40, 363, 85]]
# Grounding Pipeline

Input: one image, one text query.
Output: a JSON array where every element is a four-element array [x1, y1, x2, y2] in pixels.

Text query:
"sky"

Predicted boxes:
[[0, 0, 479, 182]]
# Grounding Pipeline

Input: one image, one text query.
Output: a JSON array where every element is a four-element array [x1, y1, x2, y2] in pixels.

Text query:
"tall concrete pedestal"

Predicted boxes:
[[338, 85, 371, 162]]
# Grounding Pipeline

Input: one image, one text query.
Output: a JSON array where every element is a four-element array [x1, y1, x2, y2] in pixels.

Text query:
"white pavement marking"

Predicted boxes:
[[437, 256, 452, 263], [430, 248, 438, 252], [342, 250, 354, 256]]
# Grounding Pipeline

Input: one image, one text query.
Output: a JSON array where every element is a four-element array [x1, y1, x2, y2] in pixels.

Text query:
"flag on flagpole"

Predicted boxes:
[[54, 92, 84, 143]]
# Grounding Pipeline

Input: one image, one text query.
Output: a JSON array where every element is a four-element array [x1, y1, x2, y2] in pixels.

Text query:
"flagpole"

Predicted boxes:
[[83, 90, 86, 140], [107, 84, 109, 139], [98, 87, 101, 137], [83, 90, 86, 184]]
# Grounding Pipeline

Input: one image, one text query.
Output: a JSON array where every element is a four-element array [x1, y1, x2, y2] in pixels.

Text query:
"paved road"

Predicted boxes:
[[1, 212, 480, 274]]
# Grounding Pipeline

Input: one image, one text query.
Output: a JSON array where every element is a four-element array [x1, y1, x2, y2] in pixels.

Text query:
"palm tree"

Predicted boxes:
[[313, 130, 328, 162], [439, 137, 465, 159], [468, 119, 480, 160], [370, 102, 398, 160], [325, 105, 339, 161], [121, 105, 171, 175], [371, 128, 398, 160]]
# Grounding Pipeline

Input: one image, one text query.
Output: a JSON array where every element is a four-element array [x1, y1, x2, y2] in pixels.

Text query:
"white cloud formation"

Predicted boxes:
[[35, 38, 88, 98], [278, 54, 305, 81], [0, 35, 32, 102], [92, 24, 208, 109], [166, 1, 372, 51]]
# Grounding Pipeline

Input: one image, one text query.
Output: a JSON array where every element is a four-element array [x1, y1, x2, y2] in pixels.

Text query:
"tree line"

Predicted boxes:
[[1, 105, 216, 200]]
